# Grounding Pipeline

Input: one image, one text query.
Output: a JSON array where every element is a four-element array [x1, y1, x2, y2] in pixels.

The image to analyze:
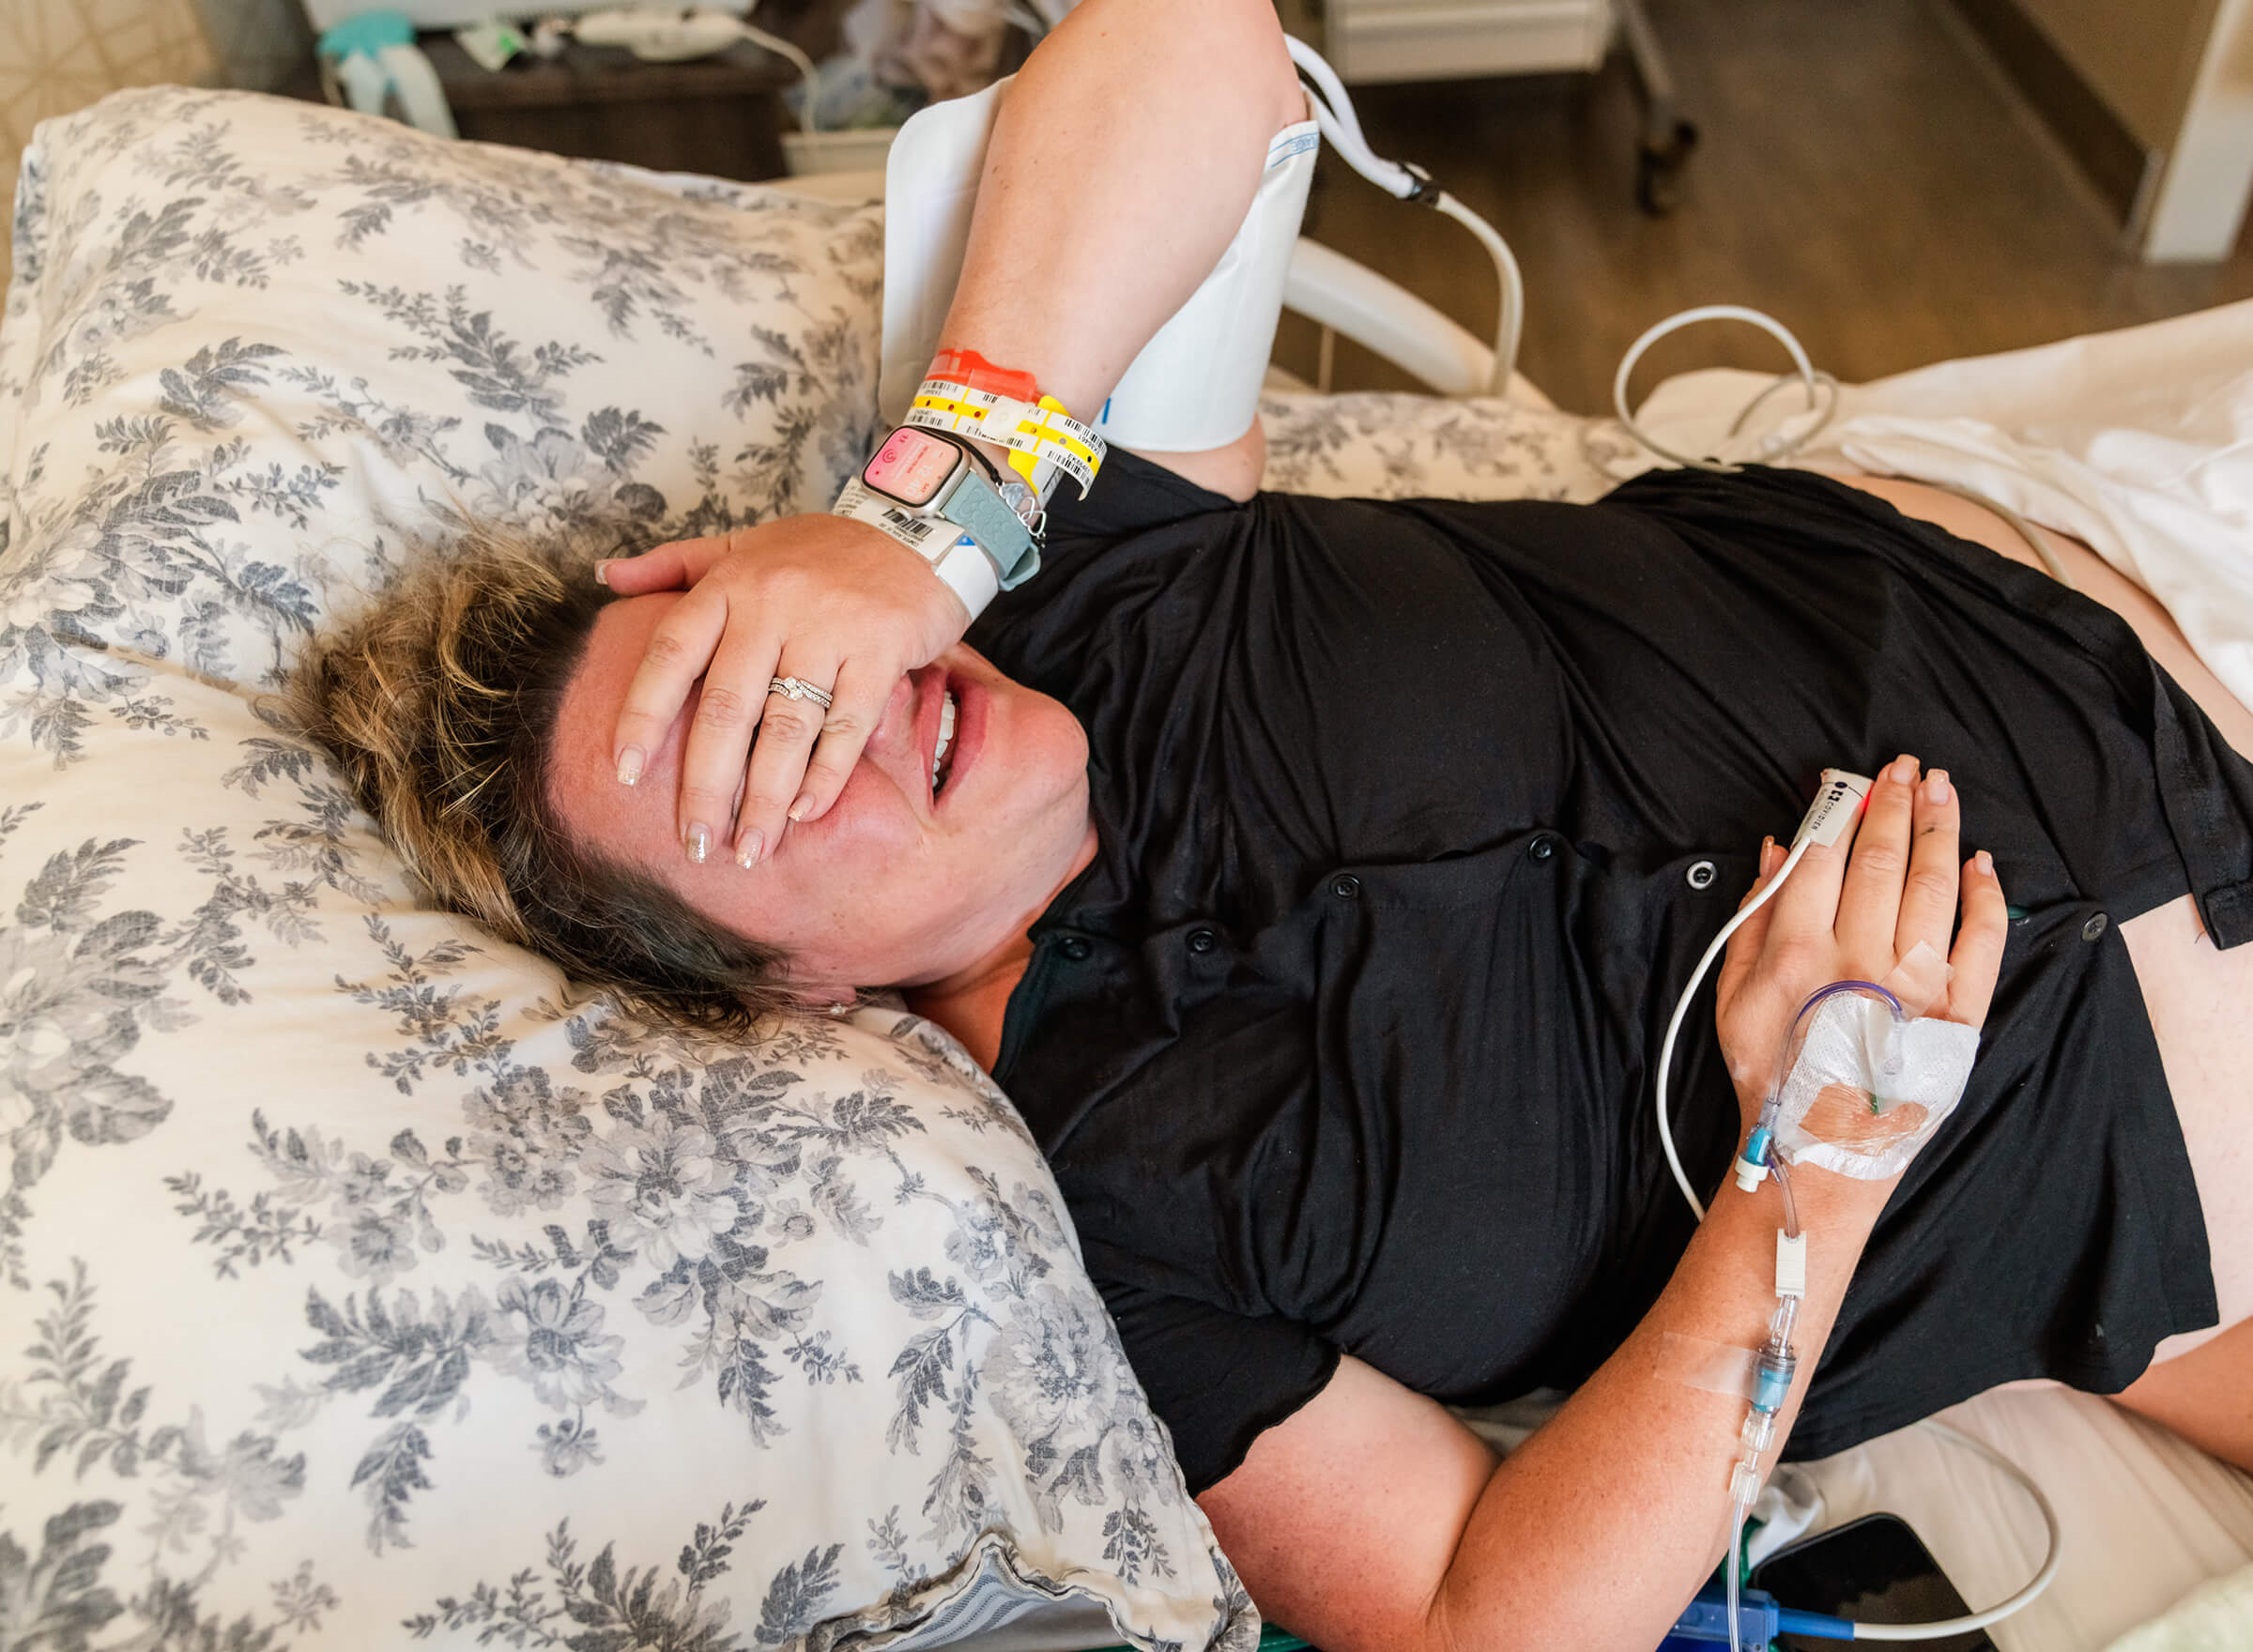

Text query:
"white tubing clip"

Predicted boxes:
[[1774, 1231, 1807, 1298]]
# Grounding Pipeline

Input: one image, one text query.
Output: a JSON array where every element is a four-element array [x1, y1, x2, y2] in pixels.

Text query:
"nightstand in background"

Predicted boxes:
[[420, 29, 818, 184]]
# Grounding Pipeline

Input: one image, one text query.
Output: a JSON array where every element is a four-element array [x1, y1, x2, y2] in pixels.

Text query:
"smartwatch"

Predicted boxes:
[[835, 426, 1042, 615]]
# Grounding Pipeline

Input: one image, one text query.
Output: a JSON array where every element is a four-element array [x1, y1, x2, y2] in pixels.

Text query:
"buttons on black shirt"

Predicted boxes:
[[1057, 936, 1093, 961], [1329, 874, 1361, 899], [2083, 912, 2109, 942], [1527, 835, 1556, 862], [1188, 927, 1218, 954]]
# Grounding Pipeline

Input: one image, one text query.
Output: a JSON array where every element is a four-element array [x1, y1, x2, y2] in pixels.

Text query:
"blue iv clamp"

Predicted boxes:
[[1658, 1582, 1859, 1646]]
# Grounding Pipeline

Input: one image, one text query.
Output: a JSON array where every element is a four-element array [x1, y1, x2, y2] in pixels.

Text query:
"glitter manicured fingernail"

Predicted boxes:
[[1925, 771, 1951, 804], [737, 830, 764, 869], [1891, 755, 1918, 785], [593, 559, 612, 586], [1975, 849, 1994, 876], [615, 746, 643, 787], [685, 822, 711, 864], [788, 794, 813, 822]]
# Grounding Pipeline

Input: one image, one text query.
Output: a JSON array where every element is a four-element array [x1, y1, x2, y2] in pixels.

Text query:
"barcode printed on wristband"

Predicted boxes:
[[910, 379, 1105, 498], [880, 508, 944, 545], [837, 479, 947, 552]]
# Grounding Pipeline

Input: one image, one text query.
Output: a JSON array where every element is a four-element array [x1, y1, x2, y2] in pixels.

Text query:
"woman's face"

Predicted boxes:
[[548, 592, 1095, 991]]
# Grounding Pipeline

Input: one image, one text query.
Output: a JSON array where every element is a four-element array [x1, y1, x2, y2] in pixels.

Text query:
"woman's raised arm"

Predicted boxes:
[[1200, 757, 2008, 1652], [600, 0, 1306, 872]]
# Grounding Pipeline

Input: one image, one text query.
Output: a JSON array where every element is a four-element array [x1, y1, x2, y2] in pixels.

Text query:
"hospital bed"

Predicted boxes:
[[1, 84, 2247, 1652]]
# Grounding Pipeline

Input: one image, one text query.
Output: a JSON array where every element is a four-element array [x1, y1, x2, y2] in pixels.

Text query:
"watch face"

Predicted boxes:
[[864, 428, 962, 509]]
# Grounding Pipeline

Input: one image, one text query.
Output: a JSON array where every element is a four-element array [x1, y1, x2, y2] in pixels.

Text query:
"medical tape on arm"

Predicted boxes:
[[1879, 938, 1953, 1019], [1657, 1332, 1763, 1401]]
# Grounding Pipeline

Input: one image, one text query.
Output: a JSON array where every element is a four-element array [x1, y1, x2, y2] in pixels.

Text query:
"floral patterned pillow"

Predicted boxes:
[[0, 86, 1250, 1652], [1257, 387, 1620, 503]]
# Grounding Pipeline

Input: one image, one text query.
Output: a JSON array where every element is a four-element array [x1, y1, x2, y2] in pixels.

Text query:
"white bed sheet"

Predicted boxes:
[[1452, 1384, 2253, 1652], [1628, 300, 2253, 722], [1797, 1387, 2253, 1652]]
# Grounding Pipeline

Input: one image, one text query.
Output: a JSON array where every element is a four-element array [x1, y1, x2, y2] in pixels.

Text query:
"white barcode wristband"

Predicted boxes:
[[832, 477, 1003, 617]]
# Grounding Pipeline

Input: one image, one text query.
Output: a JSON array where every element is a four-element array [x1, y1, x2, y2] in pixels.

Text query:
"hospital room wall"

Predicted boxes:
[[0, 0, 311, 279], [2011, 0, 2217, 151], [1953, 0, 2253, 259]]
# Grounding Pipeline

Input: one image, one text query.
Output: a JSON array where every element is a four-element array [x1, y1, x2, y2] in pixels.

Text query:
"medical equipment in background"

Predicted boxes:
[[1318, 0, 1697, 214], [301, 0, 784, 137], [302, 0, 745, 32], [1287, 38, 1525, 400], [878, 36, 1528, 451], [317, 11, 459, 136]]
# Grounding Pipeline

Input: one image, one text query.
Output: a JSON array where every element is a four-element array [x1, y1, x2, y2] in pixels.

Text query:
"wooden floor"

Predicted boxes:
[[1277, 0, 2253, 414]]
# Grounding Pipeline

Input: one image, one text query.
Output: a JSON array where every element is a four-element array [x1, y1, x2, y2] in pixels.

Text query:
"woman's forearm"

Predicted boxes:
[[1431, 1169, 1894, 1652], [935, 0, 1305, 491]]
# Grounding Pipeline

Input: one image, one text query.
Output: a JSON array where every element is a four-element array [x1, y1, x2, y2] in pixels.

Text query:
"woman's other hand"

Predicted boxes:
[[1712, 756, 2008, 1139], [598, 514, 970, 865]]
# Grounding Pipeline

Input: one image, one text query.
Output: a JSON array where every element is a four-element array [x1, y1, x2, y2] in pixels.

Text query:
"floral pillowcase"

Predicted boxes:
[[0, 86, 1251, 1652]]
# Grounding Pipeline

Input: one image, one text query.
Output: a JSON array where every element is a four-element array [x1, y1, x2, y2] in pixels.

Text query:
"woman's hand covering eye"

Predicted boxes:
[[599, 515, 971, 866], [1712, 756, 2008, 1140]]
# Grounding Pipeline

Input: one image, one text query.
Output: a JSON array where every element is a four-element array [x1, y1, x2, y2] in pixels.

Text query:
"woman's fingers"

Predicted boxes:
[[674, 623, 789, 864], [1941, 851, 2009, 1030], [1893, 768, 1961, 962], [597, 534, 734, 595], [1718, 837, 1786, 987], [781, 655, 894, 836], [1837, 755, 1918, 966], [728, 650, 849, 867], [1764, 782, 1864, 952], [612, 582, 730, 793]]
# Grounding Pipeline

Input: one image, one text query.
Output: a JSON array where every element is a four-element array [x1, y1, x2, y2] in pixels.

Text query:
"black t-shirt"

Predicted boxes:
[[968, 455, 2245, 1495]]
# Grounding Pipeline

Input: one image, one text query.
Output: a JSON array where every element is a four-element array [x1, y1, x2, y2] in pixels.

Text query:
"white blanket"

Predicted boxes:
[[1631, 299, 2253, 715]]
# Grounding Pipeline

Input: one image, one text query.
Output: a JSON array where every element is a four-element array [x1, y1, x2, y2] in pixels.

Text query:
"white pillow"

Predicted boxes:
[[0, 86, 1250, 1652]]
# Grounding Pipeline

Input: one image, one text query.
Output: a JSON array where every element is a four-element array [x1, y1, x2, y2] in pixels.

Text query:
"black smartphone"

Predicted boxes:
[[1751, 1513, 1997, 1652]]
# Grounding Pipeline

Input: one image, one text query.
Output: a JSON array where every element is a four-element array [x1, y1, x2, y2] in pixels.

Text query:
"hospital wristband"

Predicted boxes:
[[831, 477, 1003, 616], [908, 378, 1106, 502]]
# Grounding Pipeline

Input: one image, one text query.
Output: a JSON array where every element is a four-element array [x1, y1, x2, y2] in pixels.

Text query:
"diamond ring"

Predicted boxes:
[[767, 676, 835, 711]]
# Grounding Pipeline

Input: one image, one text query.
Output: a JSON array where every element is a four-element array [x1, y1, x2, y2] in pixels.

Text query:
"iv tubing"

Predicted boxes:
[[1770, 1149, 1798, 1241], [1764, 979, 1905, 1122]]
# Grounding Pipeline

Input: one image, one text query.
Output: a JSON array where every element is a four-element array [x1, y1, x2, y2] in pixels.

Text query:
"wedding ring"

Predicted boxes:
[[768, 676, 834, 711]]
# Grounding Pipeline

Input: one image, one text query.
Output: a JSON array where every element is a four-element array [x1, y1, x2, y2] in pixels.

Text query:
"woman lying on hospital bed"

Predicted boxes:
[[296, 0, 2253, 1645]]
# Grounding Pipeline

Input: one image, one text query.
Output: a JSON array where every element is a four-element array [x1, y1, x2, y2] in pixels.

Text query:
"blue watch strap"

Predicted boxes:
[[936, 467, 1041, 589]]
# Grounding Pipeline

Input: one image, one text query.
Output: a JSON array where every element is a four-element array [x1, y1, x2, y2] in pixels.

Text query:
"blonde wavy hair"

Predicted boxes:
[[290, 529, 793, 1034]]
